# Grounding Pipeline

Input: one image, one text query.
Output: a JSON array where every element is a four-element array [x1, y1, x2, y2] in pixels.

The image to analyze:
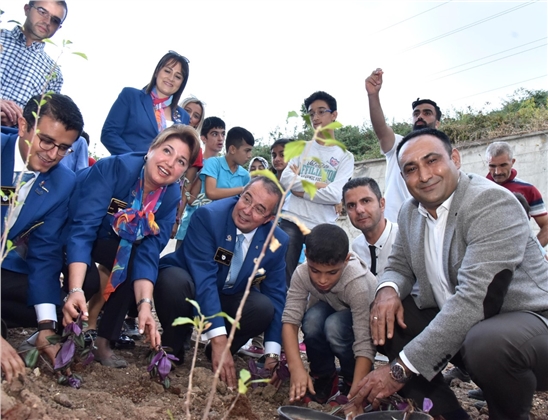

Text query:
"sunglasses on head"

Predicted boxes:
[[169, 50, 190, 64]]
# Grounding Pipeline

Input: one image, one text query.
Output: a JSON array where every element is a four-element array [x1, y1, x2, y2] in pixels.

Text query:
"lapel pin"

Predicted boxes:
[[40, 181, 49, 193], [226, 235, 232, 241]]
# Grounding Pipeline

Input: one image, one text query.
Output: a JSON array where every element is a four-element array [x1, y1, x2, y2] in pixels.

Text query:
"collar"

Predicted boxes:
[[11, 26, 45, 49], [13, 136, 39, 176], [418, 192, 456, 221], [236, 227, 257, 244], [367, 219, 394, 249]]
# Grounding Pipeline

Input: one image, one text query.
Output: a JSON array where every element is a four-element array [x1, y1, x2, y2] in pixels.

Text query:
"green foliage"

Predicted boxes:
[[249, 141, 272, 166]]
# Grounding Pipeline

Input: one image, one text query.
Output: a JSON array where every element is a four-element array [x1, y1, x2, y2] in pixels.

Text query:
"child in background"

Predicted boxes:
[[281, 224, 376, 410], [248, 156, 269, 173]]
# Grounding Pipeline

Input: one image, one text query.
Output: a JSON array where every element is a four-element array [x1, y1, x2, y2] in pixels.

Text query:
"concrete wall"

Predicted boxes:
[[337, 130, 548, 240]]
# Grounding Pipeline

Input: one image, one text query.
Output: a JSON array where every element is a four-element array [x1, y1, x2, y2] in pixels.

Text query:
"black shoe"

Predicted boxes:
[[339, 377, 352, 396], [443, 367, 471, 385], [122, 318, 141, 340], [468, 388, 485, 401], [110, 334, 135, 350], [303, 371, 339, 404]]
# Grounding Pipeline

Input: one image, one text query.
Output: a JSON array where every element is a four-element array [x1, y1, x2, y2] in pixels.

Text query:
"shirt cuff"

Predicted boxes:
[[34, 304, 57, 323], [202, 326, 227, 341], [264, 341, 281, 356], [375, 282, 400, 296], [399, 350, 419, 375]]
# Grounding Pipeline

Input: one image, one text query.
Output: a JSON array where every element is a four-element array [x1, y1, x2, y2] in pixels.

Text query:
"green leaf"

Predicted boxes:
[[185, 298, 202, 314], [72, 52, 88, 60], [284, 140, 306, 162], [239, 369, 251, 383], [286, 111, 299, 120], [249, 169, 284, 194], [163, 377, 171, 389], [57, 374, 67, 384], [43, 38, 56, 46], [64, 39, 73, 45], [46, 334, 62, 345], [303, 113, 312, 128], [74, 333, 85, 349], [301, 180, 318, 200], [171, 317, 195, 327], [24, 348, 39, 368], [310, 157, 327, 182], [238, 378, 248, 394], [318, 138, 347, 152], [320, 121, 343, 131], [209, 312, 239, 329]]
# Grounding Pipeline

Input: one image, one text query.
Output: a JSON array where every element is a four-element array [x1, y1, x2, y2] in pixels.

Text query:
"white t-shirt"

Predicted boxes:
[[382, 134, 412, 223]]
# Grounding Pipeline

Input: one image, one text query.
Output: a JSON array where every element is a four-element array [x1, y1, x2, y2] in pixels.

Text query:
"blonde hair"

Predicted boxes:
[[180, 96, 206, 134], [149, 124, 200, 166]]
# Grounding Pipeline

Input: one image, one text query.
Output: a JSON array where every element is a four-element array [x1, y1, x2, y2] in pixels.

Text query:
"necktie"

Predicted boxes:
[[13, 171, 35, 186], [368, 245, 377, 276], [225, 234, 245, 289]]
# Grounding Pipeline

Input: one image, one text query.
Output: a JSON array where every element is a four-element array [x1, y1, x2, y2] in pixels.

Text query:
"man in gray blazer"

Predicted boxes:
[[349, 128, 548, 420]]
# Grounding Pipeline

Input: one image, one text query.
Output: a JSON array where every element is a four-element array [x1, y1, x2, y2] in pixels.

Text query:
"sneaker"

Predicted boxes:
[[303, 371, 339, 405], [443, 366, 471, 385], [238, 342, 264, 358], [298, 341, 306, 353]]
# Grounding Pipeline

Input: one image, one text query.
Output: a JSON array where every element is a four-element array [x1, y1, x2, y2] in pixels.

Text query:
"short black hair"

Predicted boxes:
[[412, 98, 442, 121], [23, 93, 84, 137], [226, 126, 254, 150], [304, 91, 337, 112], [396, 128, 452, 163], [80, 131, 90, 146], [270, 138, 293, 151], [305, 224, 349, 265], [201, 116, 225, 137], [342, 177, 382, 205]]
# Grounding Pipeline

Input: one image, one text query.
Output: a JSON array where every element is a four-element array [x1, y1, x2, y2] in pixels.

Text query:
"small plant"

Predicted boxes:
[[24, 314, 93, 389], [247, 353, 290, 388], [146, 346, 179, 389]]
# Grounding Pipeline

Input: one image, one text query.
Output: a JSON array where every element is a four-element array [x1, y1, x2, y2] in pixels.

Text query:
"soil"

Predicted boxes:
[[2, 327, 548, 420]]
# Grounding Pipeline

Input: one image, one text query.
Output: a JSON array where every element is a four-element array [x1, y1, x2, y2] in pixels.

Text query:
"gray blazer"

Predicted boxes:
[[380, 172, 548, 380]]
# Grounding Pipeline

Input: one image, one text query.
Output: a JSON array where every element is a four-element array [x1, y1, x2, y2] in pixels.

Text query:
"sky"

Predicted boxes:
[[2, 1, 547, 158]]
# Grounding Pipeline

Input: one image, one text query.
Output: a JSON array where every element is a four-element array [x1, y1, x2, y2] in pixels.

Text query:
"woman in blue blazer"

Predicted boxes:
[[63, 125, 200, 367], [101, 51, 191, 155]]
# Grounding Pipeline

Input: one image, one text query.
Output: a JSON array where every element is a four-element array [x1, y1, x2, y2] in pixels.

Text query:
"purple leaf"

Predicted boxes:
[[55, 339, 75, 370], [82, 350, 95, 366], [67, 374, 81, 389], [166, 354, 179, 362], [247, 359, 258, 376], [423, 398, 433, 413], [275, 361, 290, 381], [335, 394, 349, 405], [396, 401, 409, 411], [158, 354, 171, 380]]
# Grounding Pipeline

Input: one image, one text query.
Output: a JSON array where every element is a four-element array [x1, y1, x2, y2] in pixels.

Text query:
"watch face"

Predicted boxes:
[[391, 364, 405, 381]]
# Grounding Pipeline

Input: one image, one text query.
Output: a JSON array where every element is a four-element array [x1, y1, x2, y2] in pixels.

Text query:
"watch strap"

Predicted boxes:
[[37, 321, 57, 332]]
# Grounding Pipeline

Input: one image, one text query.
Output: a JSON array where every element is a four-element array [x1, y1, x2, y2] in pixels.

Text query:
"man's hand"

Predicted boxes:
[[35, 329, 61, 366], [365, 68, 384, 96], [62, 292, 88, 326], [1, 337, 26, 382], [288, 365, 314, 402], [264, 356, 282, 389], [370, 287, 406, 346], [138, 305, 161, 349], [0, 100, 23, 126], [210, 336, 237, 388], [354, 364, 404, 408]]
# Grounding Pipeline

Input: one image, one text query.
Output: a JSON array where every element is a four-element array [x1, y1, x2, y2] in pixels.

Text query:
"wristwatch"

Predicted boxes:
[[389, 358, 413, 383], [37, 321, 58, 332]]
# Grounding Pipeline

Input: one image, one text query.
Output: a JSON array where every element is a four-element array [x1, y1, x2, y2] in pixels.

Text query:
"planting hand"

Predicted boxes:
[[369, 287, 406, 346], [288, 366, 314, 402], [62, 291, 88, 326], [354, 364, 403, 408], [36, 328, 61, 366], [211, 335, 237, 388], [1, 337, 26, 382], [138, 305, 160, 349]]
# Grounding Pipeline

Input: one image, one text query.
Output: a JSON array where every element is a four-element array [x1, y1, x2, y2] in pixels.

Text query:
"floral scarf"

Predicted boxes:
[[150, 87, 173, 132]]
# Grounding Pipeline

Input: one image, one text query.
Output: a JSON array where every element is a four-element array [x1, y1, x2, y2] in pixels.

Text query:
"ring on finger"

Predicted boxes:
[[373, 316, 378, 320]]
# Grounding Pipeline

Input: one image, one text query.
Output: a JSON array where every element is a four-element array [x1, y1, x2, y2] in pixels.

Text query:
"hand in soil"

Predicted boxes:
[[354, 364, 404, 409], [137, 306, 160, 349], [211, 336, 237, 388], [1, 337, 26, 382], [62, 292, 88, 326], [36, 330, 61, 366]]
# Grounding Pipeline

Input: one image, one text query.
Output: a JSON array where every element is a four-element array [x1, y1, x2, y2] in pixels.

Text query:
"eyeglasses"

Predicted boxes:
[[169, 50, 190, 64], [307, 108, 332, 119], [240, 192, 269, 217], [37, 135, 73, 156], [30, 5, 63, 27]]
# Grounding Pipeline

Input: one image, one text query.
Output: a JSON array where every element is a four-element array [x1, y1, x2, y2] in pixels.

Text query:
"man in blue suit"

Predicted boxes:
[[156, 176, 288, 387], [1, 93, 84, 369]]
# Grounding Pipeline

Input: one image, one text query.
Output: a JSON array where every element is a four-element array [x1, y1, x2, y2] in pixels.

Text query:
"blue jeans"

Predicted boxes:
[[302, 301, 355, 381]]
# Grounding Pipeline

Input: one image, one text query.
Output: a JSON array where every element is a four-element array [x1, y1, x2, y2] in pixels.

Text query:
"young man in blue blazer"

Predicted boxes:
[[1, 93, 85, 370], [156, 176, 288, 387]]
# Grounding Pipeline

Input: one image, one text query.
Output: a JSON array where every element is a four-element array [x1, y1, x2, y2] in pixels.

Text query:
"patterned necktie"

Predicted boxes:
[[13, 171, 35, 186], [368, 244, 377, 276], [225, 234, 245, 289]]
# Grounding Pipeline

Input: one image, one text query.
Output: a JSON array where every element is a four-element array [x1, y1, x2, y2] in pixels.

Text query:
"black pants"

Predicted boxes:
[[278, 218, 305, 288], [77, 238, 137, 341], [154, 266, 274, 358], [380, 295, 548, 420], [1, 267, 99, 333]]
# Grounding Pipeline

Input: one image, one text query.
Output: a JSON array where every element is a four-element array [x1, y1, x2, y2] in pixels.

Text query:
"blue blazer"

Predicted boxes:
[[65, 153, 181, 284], [101, 87, 190, 155], [160, 196, 289, 346], [1, 131, 76, 306]]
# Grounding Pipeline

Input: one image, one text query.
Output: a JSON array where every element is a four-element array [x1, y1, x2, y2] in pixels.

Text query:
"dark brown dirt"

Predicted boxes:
[[2, 327, 547, 419]]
